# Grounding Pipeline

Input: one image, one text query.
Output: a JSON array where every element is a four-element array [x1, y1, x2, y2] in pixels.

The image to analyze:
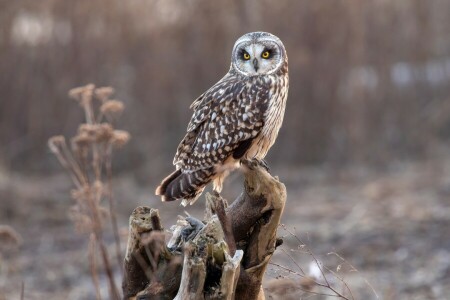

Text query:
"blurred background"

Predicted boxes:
[[1, 0, 450, 299]]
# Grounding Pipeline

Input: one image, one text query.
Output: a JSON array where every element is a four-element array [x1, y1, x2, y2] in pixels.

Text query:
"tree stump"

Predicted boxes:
[[123, 161, 286, 300]]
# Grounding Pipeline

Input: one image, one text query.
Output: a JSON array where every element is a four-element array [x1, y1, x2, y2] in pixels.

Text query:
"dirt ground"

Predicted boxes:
[[1, 154, 450, 300]]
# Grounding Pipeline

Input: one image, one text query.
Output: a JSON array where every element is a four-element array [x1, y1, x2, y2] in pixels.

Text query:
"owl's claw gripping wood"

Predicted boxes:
[[156, 32, 288, 205], [240, 158, 269, 172], [256, 158, 270, 172]]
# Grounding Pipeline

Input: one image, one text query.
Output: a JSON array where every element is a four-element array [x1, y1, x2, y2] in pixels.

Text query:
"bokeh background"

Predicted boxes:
[[1, 1, 450, 299]]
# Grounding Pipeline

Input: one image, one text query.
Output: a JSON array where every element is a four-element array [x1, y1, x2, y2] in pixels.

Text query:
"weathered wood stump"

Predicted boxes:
[[122, 161, 286, 300]]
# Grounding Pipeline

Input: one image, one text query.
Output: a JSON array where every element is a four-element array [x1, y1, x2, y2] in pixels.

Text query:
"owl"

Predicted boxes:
[[156, 32, 289, 206]]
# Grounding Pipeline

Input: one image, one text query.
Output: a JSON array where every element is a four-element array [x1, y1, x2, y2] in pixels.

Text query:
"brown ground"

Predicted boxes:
[[1, 154, 450, 299]]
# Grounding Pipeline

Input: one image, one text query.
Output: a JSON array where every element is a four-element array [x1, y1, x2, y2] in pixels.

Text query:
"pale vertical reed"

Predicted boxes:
[[48, 84, 130, 300]]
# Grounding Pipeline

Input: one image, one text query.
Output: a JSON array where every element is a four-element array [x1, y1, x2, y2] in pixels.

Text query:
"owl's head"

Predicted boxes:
[[231, 32, 287, 77]]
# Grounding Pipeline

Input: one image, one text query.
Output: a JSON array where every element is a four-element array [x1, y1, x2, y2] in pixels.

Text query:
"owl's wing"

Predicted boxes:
[[173, 74, 270, 171]]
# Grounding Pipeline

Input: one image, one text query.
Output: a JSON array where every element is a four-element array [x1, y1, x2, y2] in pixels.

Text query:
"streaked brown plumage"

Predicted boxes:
[[156, 32, 289, 206]]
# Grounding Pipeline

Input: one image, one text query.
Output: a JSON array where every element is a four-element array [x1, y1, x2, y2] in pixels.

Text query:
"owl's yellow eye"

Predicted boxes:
[[243, 52, 250, 60], [261, 51, 270, 59]]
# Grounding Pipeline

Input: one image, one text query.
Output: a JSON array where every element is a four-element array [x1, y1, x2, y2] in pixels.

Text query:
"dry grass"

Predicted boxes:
[[265, 224, 379, 300], [2, 1, 450, 173], [48, 84, 129, 300], [44, 84, 371, 299], [0, 225, 23, 258]]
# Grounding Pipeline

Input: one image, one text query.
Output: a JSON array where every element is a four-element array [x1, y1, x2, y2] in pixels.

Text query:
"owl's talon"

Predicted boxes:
[[258, 159, 270, 172], [250, 158, 270, 172], [241, 159, 256, 170]]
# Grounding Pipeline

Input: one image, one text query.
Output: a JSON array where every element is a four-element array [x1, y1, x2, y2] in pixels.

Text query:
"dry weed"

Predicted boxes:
[[48, 84, 130, 300], [266, 224, 378, 299], [0, 225, 22, 250]]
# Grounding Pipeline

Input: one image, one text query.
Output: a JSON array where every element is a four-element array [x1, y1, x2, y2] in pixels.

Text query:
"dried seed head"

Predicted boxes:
[[69, 205, 94, 233], [71, 188, 83, 201], [69, 84, 95, 106], [96, 123, 114, 143], [77, 123, 113, 143], [95, 87, 115, 102], [78, 123, 96, 134], [100, 100, 124, 118], [77, 124, 97, 143], [81, 84, 95, 106], [71, 186, 93, 202], [48, 135, 66, 153], [111, 130, 130, 148], [0, 225, 23, 249], [299, 276, 316, 291], [68, 87, 85, 100], [93, 180, 104, 201], [93, 180, 102, 189], [98, 206, 110, 220], [72, 132, 94, 148]]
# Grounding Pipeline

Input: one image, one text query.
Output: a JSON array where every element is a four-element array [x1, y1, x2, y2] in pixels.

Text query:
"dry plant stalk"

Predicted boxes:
[[265, 224, 375, 300], [0, 225, 23, 249], [48, 84, 130, 300]]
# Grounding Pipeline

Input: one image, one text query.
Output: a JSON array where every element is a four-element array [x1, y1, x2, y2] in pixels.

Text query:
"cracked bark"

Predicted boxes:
[[122, 163, 286, 300]]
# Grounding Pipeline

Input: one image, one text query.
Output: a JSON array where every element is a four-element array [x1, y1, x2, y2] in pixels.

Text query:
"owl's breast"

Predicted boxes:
[[245, 74, 289, 160]]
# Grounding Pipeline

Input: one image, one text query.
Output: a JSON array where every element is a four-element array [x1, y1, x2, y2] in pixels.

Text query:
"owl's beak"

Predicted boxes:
[[253, 58, 259, 72]]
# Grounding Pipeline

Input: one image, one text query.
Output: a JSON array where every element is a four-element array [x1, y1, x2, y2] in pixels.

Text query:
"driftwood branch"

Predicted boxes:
[[123, 162, 286, 299]]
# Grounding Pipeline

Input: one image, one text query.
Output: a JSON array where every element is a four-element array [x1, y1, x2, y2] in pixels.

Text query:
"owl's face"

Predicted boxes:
[[231, 32, 287, 77]]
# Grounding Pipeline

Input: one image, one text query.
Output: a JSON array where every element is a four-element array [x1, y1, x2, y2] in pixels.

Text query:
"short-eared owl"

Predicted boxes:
[[156, 32, 289, 206]]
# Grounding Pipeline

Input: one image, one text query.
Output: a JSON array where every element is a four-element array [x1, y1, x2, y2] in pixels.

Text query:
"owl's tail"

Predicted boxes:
[[155, 167, 215, 206]]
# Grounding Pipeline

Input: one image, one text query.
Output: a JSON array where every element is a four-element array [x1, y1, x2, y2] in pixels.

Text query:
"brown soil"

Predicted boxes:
[[1, 156, 449, 299]]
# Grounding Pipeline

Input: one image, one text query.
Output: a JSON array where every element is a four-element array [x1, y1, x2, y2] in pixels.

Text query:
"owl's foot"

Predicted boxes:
[[240, 158, 270, 172], [256, 159, 270, 172]]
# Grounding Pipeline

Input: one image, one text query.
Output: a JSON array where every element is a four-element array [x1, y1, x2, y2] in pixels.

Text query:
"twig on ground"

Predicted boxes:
[[327, 252, 379, 299], [270, 224, 355, 300]]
